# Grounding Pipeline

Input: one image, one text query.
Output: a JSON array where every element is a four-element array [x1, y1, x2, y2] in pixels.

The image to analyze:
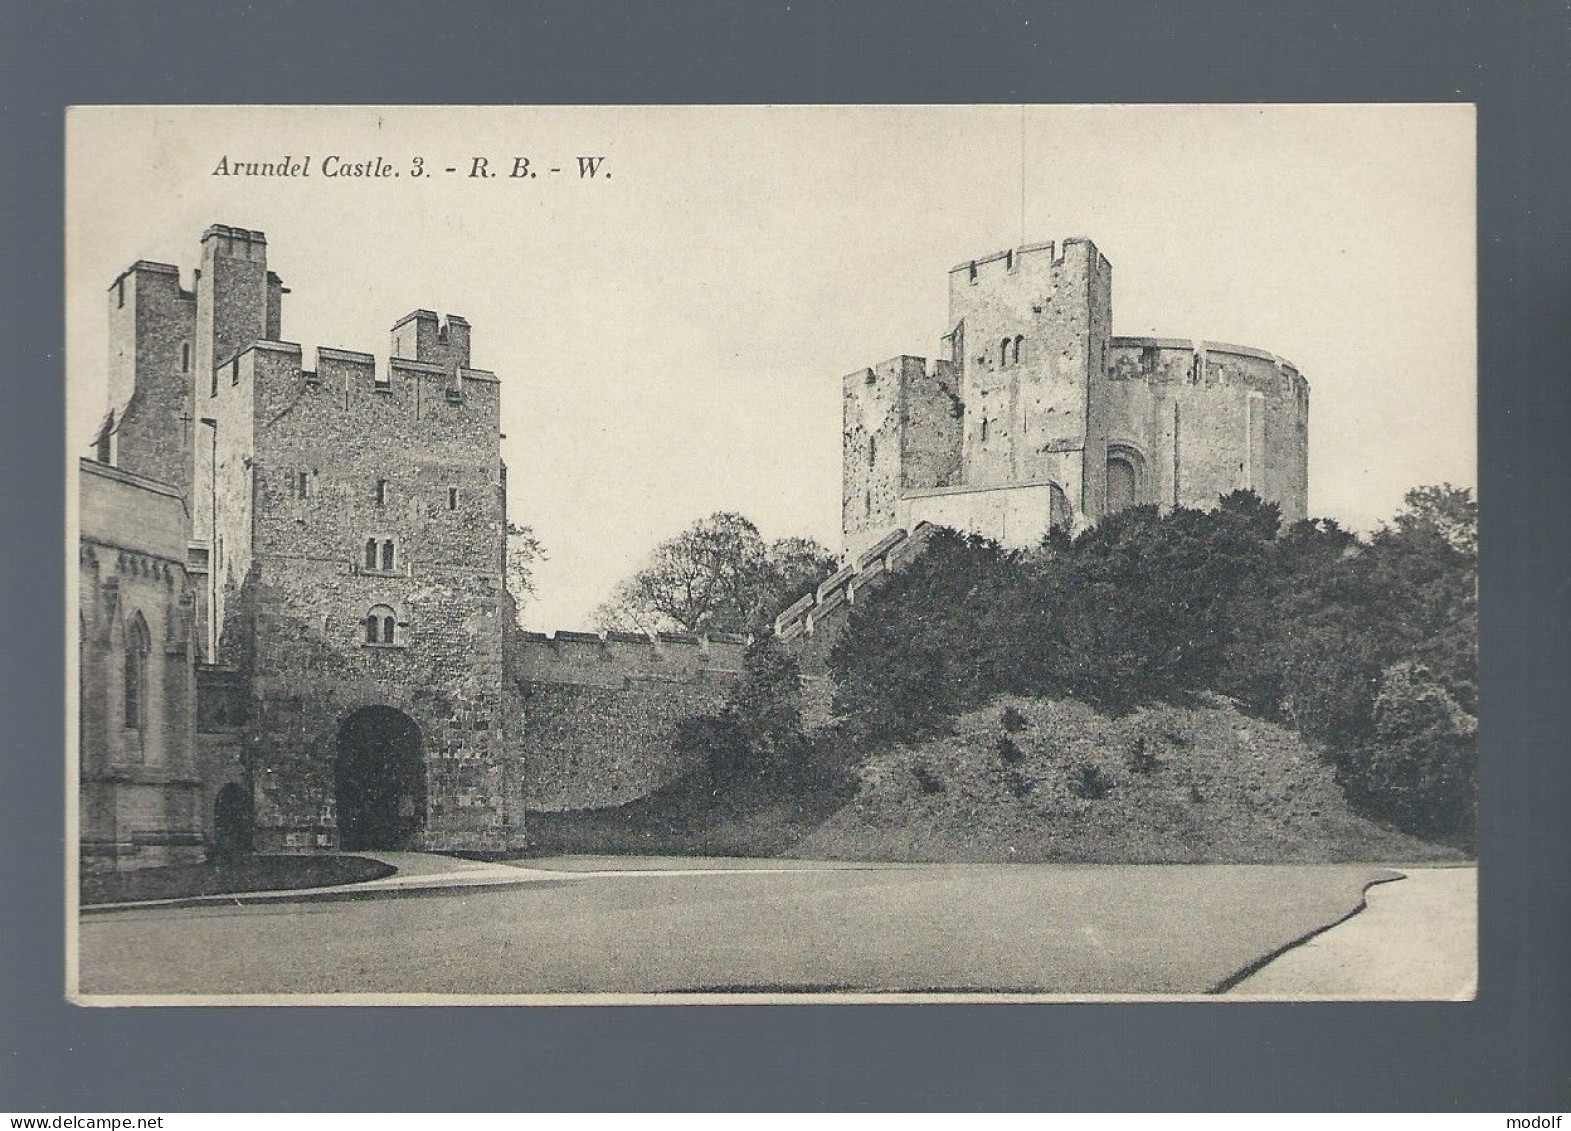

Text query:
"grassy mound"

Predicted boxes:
[[80, 854, 396, 906], [524, 771, 854, 858], [791, 695, 1463, 864]]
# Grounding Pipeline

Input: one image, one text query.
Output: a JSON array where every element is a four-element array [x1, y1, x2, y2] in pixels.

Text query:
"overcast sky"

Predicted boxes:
[[67, 105, 1475, 630]]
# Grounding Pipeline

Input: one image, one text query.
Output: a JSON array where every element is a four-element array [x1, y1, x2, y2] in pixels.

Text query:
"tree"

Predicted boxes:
[[595, 512, 837, 636], [1338, 661, 1478, 845], [504, 522, 547, 627], [1389, 483, 1477, 556]]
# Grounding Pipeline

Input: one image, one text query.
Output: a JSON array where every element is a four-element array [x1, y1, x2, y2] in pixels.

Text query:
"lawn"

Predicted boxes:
[[80, 854, 396, 906]]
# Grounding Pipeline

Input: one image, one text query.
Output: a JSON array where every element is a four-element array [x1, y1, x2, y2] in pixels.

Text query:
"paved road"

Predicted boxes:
[[1228, 865, 1476, 999], [75, 858, 1421, 1000]]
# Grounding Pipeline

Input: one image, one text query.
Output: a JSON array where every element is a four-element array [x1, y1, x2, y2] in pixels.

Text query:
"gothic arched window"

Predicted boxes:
[[123, 612, 150, 731], [1000, 338, 1012, 367], [1012, 335, 1024, 365]]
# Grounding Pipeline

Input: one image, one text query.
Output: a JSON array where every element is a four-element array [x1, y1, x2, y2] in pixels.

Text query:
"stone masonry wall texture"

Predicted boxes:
[[508, 631, 745, 811], [92, 223, 771, 853], [93, 226, 527, 854], [840, 238, 1309, 555]]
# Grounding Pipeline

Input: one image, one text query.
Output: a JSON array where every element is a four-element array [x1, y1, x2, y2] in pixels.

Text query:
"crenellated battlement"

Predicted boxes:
[[1109, 336, 1309, 395], [391, 309, 471, 371], [225, 339, 502, 425], [201, 223, 269, 264], [511, 627, 747, 691], [775, 522, 937, 640], [947, 237, 1104, 284]]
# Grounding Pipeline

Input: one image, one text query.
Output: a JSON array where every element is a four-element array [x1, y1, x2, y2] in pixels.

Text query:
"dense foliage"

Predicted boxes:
[[596, 512, 837, 636], [826, 486, 1478, 845], [675, 636, 819, 785]]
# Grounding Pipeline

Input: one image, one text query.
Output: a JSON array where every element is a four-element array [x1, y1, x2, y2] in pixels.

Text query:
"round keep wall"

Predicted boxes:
[[1100, 338, 1309, 523]]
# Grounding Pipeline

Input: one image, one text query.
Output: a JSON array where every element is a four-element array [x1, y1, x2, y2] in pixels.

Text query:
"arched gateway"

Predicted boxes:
[[333, 706, 426, 850]]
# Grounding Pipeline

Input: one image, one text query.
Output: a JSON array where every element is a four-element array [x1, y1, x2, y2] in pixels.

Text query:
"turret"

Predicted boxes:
[[390, 310, 471, 374]]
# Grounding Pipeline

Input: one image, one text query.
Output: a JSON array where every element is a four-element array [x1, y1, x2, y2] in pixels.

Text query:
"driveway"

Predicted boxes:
[[1226, 865, 1476, 999], [73, 858, 1464, 1000]]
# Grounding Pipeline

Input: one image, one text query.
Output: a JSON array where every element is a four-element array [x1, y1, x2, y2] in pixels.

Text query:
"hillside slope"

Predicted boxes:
[[791, 695, 1461, 864]]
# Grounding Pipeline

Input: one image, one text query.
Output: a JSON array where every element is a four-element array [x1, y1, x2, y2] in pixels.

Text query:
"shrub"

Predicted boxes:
[[996, 734, 1024, 765], [679, 636, 817, 788], [1070, 763, 1114, 800], [674, 711, 751, 781], [911, 762, 946, 794], [817, 485, 1475, 846], [1003, 769, 1035, 799], [1127, 736, 1159, 774], [1337, 662, 1477, 845]]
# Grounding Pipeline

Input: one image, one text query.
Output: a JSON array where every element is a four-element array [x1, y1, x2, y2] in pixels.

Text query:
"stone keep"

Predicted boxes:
[[100, 225, 523, 853], [841, 239, 1310, 560]]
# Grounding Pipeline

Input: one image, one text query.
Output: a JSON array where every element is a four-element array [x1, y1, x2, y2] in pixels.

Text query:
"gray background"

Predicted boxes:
[[3, 0, 1567, 1112]]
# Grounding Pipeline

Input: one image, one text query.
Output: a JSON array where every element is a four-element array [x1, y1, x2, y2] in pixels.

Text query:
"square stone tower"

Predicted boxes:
[[100, 225, 524, 854]]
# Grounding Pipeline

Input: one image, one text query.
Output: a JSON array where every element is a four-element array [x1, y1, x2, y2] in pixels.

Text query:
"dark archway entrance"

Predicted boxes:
[[333, 706, 426, 850], [212, 782, 254, 857], [1107, 451, 1142, 513]]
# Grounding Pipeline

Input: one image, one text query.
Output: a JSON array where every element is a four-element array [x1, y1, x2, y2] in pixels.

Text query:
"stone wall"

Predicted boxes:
[[900, 480, 1070, 549], [104, 261, 197, 497], [1105, 338, 1309, 523], [947, 239, 1112, 492], [841, 356, 964, 564], [507, 630, 746, 811], [775, 524, 938, 728], [78, 459, 203, 873], [228, 321, 517, 852]]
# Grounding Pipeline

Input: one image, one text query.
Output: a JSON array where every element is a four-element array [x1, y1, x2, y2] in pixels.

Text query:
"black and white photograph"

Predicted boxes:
[[67, 103, 1477, 1003]]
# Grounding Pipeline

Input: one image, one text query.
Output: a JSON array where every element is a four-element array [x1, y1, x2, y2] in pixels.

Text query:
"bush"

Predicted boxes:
[[1127, 737, 1159, 774], [911, 762, 946, 794], [996, 734, 1024, 765], [1338, 662, 1477, 845], [678, 636, 815, 788], [1003, 769, 1035, 799], [674, 712, 751, 781], [1070, 763, 1114, 800], [1000, 706, 1029, 732]]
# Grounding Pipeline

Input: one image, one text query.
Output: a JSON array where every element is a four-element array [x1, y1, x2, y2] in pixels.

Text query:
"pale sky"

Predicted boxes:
[[66, 105, 1475, 630]]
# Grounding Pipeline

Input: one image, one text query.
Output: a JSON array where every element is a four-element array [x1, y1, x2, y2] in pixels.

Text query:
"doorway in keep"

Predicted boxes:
[[334, 706, 426, 850], [212, 782, 254, 857]]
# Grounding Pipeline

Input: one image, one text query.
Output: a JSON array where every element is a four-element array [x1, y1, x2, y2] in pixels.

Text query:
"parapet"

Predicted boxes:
[[948, 237, 1101, 283], [202, 224, 267, 246], [232, 337, 501, 422], [201, 225, 269, 263], [773, 521, 938, 640], [1109, 336, 1308, 394], [391, 309, 472, 370], [511, 628, 748, 691]]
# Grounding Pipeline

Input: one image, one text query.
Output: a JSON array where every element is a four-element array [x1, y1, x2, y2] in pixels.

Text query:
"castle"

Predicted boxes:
[[839, 237, 1308, 560], [80, 224, 742, 871], [77, 227, 1307, 872], [777, 238, 1309, 718]]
